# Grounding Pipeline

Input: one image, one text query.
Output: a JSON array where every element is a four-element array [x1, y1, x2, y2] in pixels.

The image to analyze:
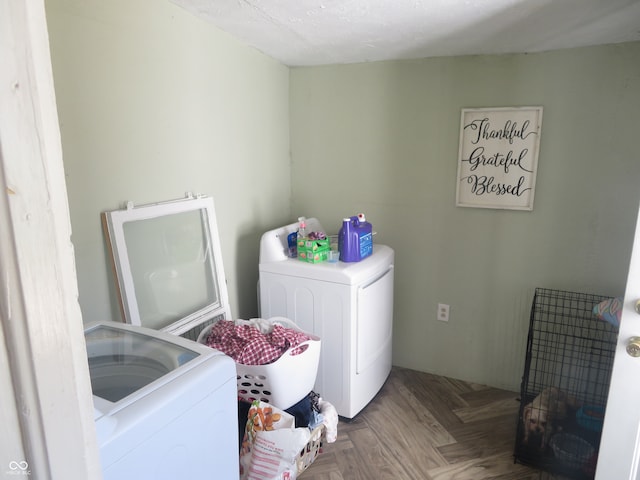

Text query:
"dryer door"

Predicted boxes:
[[356, 266, 394, 374]]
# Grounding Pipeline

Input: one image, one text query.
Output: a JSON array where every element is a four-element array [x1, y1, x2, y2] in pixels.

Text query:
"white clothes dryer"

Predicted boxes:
[[258, 219, 394, 419]]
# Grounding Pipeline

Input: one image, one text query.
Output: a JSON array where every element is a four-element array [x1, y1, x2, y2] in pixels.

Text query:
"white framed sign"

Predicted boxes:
[[456, 106, 543, 210]]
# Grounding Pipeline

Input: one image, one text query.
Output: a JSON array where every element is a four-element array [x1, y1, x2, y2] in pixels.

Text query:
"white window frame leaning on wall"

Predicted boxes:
[[102, 194, 231, 335]]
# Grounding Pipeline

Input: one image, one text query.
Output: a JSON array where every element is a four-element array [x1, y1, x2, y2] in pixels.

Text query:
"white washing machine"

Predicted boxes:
[[258, 218, 394, 419], [86, 321, 238, 480]]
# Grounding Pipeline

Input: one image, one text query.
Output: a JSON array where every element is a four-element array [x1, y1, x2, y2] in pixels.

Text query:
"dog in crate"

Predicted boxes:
[[522, 387, 581, 449]]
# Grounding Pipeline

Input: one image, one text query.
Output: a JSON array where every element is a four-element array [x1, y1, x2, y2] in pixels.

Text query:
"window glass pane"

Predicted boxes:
[[122, 209, 219, 330]]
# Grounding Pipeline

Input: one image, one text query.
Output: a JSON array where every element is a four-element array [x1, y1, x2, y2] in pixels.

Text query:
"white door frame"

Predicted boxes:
[[0, 0, 101, 478]]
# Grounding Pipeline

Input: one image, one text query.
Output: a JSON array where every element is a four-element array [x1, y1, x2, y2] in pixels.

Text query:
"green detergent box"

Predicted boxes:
[[297, 237, 330, 263]]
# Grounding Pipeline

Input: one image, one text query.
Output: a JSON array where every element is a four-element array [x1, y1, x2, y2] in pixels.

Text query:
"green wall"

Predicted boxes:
[[290, 44, 640, 390], [45, 0, 291, 322], [46, 0, 640, 391]]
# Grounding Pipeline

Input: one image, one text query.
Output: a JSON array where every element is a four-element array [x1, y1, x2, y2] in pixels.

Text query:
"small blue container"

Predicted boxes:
[[576, 405, 605, 432]]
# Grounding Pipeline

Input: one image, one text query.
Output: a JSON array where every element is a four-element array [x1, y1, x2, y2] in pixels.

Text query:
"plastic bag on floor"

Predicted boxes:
[[240, 401, 311, 480]]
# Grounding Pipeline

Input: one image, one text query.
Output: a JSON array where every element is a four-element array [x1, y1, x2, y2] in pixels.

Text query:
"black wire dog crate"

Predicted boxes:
[[514, 288, 619, 479]]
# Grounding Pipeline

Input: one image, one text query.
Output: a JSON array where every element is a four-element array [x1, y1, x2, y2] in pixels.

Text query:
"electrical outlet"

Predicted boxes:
[[437, 303, 450, 322]]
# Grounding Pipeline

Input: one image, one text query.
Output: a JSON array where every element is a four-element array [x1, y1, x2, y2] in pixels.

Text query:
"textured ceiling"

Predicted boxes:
[[170, 0, 640, 66]]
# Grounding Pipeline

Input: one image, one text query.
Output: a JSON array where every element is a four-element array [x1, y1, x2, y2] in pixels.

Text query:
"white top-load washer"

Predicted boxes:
[[258, 218, 394, 418], [86, 321, 238, 480]]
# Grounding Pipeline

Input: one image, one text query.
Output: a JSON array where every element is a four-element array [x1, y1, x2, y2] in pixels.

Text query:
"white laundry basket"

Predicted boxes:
[[197, 317, 321, 410]]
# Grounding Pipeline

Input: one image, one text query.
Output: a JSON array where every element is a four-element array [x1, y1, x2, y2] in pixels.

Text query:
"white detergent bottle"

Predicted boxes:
[[297, 217, 307, 240]]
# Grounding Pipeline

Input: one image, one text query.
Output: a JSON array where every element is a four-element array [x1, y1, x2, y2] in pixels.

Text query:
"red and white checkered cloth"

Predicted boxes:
[[205, 320, 310, 365]]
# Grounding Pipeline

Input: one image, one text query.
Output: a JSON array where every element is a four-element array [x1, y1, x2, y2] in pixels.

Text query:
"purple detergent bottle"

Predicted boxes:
[[339, 218, 357, 262], [339, 214, 373, 262]]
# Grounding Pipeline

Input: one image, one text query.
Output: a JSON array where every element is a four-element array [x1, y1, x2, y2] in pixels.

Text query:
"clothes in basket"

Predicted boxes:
[[204, 318, 310, 365]]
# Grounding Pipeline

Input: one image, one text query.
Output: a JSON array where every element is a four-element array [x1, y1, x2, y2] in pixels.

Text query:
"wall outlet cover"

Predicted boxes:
[[437, 303, 450, 322]]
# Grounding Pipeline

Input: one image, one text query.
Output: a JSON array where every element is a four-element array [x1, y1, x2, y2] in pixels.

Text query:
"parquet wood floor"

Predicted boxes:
[[301, 366, 566, 480]]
